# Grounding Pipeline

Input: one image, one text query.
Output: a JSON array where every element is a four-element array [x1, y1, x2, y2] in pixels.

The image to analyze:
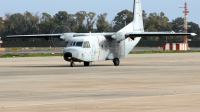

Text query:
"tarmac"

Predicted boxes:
[[0, 53, 200, 112]]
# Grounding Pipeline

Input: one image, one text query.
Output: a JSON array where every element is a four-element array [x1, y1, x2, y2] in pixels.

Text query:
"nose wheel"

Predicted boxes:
[[70, 62, 75, 67], [113, 58, 120, 66]]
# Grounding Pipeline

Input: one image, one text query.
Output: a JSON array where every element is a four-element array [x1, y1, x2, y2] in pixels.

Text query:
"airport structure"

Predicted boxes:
[[163, 1, 190, 51]]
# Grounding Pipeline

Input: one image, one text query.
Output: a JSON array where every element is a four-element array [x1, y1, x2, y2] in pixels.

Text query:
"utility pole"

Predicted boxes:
[[0, 37, 2, 48], [123, 14, 127, 27], [179, 1, 189, 49]]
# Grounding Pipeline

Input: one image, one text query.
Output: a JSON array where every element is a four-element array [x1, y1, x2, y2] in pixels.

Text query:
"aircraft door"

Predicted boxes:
[[118, 40, 125, 58], [91, 45, 96, 60]]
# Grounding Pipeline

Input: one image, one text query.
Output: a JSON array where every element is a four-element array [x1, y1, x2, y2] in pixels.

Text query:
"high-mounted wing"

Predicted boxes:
[[110, 32, 197, 42], [6, 32, 115, 42], [6, 34, 62, 39], [126, 32, 197, 38], [6, 32, 197, 43]]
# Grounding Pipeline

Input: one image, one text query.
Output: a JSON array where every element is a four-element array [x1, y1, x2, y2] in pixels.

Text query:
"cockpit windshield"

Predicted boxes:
[[67, 41, 83, 47]]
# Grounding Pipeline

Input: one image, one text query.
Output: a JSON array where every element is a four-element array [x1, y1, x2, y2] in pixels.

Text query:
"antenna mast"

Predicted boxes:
[[179, 1, 189, 44]]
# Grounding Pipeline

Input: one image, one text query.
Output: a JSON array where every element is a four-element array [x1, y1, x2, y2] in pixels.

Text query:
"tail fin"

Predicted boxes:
[[133, 0, 144, 32], [119, 0, 144, 32]]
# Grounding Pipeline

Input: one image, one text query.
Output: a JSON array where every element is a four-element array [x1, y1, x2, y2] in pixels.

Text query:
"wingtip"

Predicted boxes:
[[191, 33, 197, 36]]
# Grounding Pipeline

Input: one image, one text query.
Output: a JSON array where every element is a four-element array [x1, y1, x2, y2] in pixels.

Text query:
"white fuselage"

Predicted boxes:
[[63, 35, 141, 62]]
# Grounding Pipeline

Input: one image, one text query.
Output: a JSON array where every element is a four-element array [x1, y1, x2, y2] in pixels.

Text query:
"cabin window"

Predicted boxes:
[[83, 41, 91, 48]]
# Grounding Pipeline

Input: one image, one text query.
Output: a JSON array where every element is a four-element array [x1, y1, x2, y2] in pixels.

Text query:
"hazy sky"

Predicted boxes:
[[1, 0, 199, 25]]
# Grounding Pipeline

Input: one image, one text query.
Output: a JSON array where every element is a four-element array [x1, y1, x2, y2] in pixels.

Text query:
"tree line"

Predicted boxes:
[[0, 10, 199, 41]]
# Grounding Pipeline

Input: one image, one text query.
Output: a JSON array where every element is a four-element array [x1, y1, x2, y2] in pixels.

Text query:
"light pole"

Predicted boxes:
[[123, 14, 127, 27], [0, 37, 2, 48]]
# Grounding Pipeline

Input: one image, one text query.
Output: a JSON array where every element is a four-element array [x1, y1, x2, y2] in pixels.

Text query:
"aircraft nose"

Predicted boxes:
[[64, 52, 72, 57], [63, 49, 79, 61]]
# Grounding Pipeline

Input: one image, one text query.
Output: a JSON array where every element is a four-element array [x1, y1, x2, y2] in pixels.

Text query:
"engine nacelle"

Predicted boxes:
[[60, 33, 75, 42], [111, 32, 126, 42]]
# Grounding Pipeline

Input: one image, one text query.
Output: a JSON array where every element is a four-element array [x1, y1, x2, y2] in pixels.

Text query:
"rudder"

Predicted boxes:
[[133, 0, 144, 32]]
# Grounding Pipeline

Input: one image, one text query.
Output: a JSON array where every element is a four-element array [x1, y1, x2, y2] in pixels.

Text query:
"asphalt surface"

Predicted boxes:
[[0, 53, 200, 112], [1, 47, 200, 54]]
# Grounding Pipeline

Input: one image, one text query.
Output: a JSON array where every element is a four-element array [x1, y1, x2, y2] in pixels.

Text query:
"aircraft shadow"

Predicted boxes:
[[10, 64, 115, 68]]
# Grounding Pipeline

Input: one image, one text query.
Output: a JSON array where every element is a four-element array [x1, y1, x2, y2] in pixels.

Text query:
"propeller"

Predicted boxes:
[[50, 25, 72, 48], [102, 21, 123, 32]]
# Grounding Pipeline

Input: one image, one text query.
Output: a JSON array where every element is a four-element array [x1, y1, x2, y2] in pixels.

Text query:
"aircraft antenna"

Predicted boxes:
[[179, 1, 189, 49]]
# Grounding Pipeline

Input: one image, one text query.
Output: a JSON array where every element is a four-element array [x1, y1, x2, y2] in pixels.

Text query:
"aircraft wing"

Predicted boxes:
[[6, 32, 116, 43], [125, 32, 197, 38], [6, 33, 115, 42], [6, 33, 115, 38], [6, 32, 196, 42], [6, 34, 62, 39]]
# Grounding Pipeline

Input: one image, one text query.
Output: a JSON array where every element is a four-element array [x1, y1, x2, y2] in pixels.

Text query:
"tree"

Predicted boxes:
[[170, 17, 184, 32], [67, 14, 78, 32], [188, 22, 200, 40], [113, 10, 133, 27], [4, 13, 26, 35], [23, 11, 40, 34], [145, 13, 160, 32], [158, 12, 171, 31], [96, 13, 109, 32], [40, 12, 52, 23], [142, 10, 148, 27], [39, 12, 57, 34], [0, 17, 5, 38], [86, 12, 96, 32], [75, 11, 87, 33], [53, 11, 69, 25]]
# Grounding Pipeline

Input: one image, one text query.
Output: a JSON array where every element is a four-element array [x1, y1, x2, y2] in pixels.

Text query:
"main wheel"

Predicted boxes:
[[84, 62, 90, 66], [113, 58, 120, 66], [70, 62, 75, 67]]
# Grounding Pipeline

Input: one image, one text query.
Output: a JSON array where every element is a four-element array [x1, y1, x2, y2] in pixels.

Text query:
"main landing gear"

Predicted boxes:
[[113, 58, 120, 66], [84, 62, 90, 66], [70, 61, 75, 67], [70, 61, 91, 67]]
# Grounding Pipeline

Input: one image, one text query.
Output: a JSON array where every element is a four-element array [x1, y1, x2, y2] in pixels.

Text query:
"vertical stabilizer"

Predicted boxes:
[[133, 0, 144, 32], [118, 0, 144, 33], [117, 0, 144, 57]]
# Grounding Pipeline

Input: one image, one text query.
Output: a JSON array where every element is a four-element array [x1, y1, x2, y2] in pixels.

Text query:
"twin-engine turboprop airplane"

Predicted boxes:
[[7, 0, 196, 67]]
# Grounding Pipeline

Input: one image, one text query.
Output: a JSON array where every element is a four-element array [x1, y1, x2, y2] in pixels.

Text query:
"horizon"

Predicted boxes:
[[0, 0, 199, 25]]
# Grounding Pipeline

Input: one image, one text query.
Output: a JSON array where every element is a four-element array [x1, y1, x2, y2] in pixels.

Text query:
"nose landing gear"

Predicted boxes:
[[70, 61, 75, 67], [113, 58, 120, 66]]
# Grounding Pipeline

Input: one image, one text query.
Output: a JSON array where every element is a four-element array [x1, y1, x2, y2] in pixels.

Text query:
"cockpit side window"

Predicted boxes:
[[67, 41, 72, 47], [76, 42, 83, 47], [72, 42, 76, 46], [67, 41, 83, 47]]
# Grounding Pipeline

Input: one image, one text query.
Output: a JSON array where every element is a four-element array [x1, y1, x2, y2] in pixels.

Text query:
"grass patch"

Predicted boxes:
[[130, 50, 200, 54], [0, 50, 200, 58], [0, 53, 63, 58]]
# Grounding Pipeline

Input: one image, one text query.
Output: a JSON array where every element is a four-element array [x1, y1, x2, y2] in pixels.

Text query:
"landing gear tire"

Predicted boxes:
[[70, 62, 75, 67], [113, 58, 120, 66], [84, 62, 90, 66]]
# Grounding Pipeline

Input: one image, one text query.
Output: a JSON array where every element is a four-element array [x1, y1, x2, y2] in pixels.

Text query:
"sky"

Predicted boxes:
[[0, 0, 199, 25]]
